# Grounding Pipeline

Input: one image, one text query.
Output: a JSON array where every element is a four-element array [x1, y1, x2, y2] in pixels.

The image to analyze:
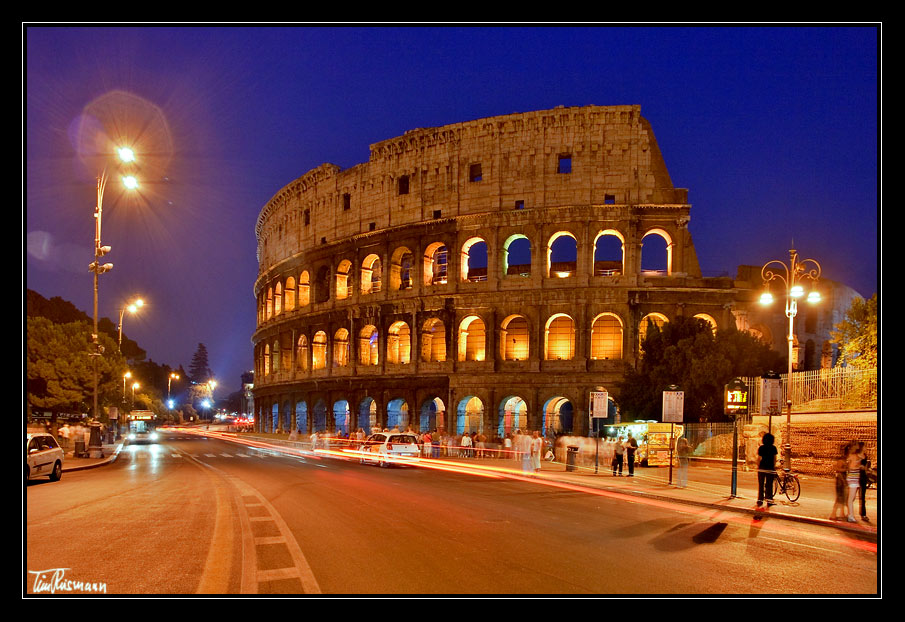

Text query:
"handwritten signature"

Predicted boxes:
[[28, 568, 107, 594]]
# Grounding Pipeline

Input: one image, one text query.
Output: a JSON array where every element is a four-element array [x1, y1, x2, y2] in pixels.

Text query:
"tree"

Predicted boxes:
[[831, 294, 878, 369], [619, 316, 785, 422], [188, 343, 212, 384], [27, 316, 126, 417]]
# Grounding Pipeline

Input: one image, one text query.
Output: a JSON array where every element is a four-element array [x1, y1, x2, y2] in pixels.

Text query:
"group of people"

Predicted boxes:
[[599, 433, 640, 477], [831, 440, 873, 523]]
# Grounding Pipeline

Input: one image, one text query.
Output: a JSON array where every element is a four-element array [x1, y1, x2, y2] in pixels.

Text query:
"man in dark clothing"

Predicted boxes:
[[757, 433, 779, 506], [625, 433, 639, 477]]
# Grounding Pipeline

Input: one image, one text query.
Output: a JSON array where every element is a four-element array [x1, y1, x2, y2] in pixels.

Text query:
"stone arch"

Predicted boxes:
[[460, 237, 488, 282], [498, 395, 528, 437], [593, 229, 625, 276], [542, 396, 574, 435], [284, 276, 296, 311], [333, 328, 350, 367], [387, 321, 412, 364], [502, 234, 531, 277], [544, 313, 575, 360], [420, 317, 446, 362], [389, 246, 414, 291], [387, 398, 410, 430], [360, 254, 382, 295], [312, 331, 327, 370], [693, 313, 718, 334], [456, 396, 484, 434], [423, 242, 449, 286], [639, 312, 669, 353], [458, 315, 486, 362], [641, 228, 673, 275], [336, 259, 353, 300], [590, 312, 624, 360], [547, 231, 577, 278], [299, 270, 310, 306], [359, 325, 379, 365], [501, 314, 530, 361]]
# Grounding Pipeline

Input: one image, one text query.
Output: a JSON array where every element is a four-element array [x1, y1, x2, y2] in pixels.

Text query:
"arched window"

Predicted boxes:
[[299, 271, 310, 306], [694, 314, 718, 335], [274, 282, 283, 316], [458, 316, 486, 362], [460, 238, 488, 282], [501, 315, 530, 360], [359, 325, 379, 366], [503, 235, 531, 277], [296, 335, 309, 372], [545, 314, 575, 360], [266, 287, 273, 320], [421, 318, 446, 362], [387, 321, 411, 364], [312, 331, 327, 370], [548, 232, 577, 278], [593, 230, 624, 276], [390, 247, 414, 291], [543, 396, 573, 435], [336, 260, 352, 300], [333, 328, 349, 367], [423, 242, 448, 285], [272, 339, 281, 372], [641, 229, 672, 275], [590, 313, 623, 360], [360, 254, 382, 295], [284, 277, 296, 311], [263, 344, 271, 376]]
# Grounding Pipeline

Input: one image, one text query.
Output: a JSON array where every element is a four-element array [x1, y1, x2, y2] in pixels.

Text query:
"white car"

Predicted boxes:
[[359, 433, 421, 467], [128, 422, 158, 444], [26, 433, 64, 482]]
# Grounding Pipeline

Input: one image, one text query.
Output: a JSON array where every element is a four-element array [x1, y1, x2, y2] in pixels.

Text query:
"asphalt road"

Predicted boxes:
[[25, 430, 878, 596]]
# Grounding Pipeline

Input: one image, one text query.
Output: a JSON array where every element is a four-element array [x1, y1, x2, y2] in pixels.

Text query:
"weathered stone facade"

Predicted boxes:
[[249, 105, 816, 437]]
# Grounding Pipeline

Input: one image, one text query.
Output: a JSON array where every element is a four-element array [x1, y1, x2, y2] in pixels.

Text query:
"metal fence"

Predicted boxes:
[[740, 366, 876, 414]]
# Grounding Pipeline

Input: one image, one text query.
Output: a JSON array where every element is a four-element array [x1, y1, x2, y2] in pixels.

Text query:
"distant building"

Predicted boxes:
[[251, 105, 863, 437]]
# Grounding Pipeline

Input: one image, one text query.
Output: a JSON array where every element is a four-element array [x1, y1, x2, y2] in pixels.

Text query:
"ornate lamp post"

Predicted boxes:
[[759, 245, 821, 473]]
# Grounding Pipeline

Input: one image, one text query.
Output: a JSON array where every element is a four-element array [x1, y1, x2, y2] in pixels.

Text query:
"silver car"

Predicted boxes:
[[26, 433, 64, 482], [359, 433, 421, 467]]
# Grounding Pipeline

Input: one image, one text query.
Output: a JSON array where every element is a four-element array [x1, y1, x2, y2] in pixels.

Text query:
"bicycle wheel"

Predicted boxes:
[[772, 474, 781, 499], [784, 475, 801, 502]]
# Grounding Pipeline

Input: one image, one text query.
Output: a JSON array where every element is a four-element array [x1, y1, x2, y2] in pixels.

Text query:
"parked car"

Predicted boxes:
[[359, 433, 421, 467], [26, 433, 64, 482]]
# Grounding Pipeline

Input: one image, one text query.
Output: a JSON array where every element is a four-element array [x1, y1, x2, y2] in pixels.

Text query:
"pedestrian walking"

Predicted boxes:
[[756, 433, 778, 507], [422, 431, 432, 457], [625, 433, 638, 477], [676, 436, 690, 488], [612, 436, 625, 476], [830, 443, 849, 521], [856, 441, 871, 522], [503, 433, 513, 460]]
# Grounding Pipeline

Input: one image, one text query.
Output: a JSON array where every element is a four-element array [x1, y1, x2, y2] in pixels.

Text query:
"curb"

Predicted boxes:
[[62, 442, 125, 472]]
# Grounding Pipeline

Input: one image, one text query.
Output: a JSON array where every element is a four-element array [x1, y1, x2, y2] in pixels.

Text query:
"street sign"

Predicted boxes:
[[724, 378, 749, 418], [760, 375, 783, 415], [591, 392, 609, 418], [662, 390, 684, 423]]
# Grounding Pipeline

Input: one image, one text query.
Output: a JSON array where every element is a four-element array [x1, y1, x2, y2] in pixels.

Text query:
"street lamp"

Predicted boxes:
[[207, 380, 217, 421], [88, 148, 138, 458], [760, 245, 821, 473], [118, 298, 145, 349], [168, 373, 180, 399]]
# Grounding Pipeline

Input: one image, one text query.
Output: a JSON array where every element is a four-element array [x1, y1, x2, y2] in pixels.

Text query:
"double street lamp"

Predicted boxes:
[[118, 297, 145, 349], [759, 245, 822, 473], [88, 147, 139, 457]]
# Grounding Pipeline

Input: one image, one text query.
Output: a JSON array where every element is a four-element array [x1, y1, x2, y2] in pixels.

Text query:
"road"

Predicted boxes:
[[25, 430, 878, 595]]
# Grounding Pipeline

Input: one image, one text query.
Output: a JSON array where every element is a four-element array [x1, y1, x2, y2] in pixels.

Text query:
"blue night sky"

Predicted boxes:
[[24, 25, 880, 394]]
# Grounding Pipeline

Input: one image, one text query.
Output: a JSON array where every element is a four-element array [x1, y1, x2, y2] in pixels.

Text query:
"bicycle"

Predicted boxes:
[[773, 470, 801, 502]]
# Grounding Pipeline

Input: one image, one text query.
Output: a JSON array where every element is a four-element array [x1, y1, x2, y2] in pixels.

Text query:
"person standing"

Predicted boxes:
[[757, 433, 778, 507], [830, 443, 849, 521], [846, 441, 865, 523], [676, 436, 690, 488], [625, 433, 639, 477], [856, 442, 871, 522], [612, 436, 625, 476], [531, 431, 543, 473], [422, 430, 432, 457]]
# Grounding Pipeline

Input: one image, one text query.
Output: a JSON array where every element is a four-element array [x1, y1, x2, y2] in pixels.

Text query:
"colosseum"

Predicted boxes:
[[250, 104, 848, 438]]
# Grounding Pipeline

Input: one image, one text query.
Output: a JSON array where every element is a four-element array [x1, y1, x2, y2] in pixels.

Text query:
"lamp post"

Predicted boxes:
[[168, 373, 180, 400], [88, 148, 138, 458], [759, 245, 821, 473], [207, 380, 217, 421], [118, 298, 145, 349]]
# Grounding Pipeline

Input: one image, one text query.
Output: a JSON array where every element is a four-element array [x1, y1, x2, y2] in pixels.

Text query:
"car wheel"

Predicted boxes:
[[49, 461, 62, 482]]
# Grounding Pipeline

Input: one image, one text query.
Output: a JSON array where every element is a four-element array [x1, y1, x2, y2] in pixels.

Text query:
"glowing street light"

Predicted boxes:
[[168, 372, 180, 399], [118, 297, 145, 349], [760, 244, 822, 473]]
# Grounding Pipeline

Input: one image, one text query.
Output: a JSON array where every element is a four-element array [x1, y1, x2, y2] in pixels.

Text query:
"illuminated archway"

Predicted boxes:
[[544, 314, 575, 360], [590, 313, 623, 360], [458, 315, 486, 361]]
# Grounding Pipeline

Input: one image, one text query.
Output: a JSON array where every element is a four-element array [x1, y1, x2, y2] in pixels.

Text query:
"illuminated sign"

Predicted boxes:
[[724, 379, 749, 417]]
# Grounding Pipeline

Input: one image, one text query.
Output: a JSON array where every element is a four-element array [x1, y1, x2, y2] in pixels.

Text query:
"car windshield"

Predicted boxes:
[[389, 435, 416, 444]]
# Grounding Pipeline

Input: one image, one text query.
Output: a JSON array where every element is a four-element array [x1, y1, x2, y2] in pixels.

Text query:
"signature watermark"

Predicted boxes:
[[28, 568, 107, 594]]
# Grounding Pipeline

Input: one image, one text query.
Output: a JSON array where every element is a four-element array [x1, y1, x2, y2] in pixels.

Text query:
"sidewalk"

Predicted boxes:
[[454, 454, 878, 538], [60, 441, 124, 472]]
